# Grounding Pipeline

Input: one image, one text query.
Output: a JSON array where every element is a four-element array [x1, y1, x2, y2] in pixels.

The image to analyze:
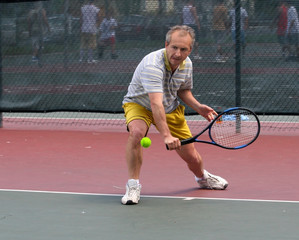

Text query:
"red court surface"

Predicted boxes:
[[0, 122, 299, 202]]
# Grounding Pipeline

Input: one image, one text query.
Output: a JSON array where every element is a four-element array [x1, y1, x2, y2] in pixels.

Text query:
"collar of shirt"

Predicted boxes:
[[163, 49, 186, 72]]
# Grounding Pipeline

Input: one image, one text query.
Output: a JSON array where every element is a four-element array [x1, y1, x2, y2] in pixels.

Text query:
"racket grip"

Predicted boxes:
[[180, 138, 195, 145], [165, 137, 194, 150]]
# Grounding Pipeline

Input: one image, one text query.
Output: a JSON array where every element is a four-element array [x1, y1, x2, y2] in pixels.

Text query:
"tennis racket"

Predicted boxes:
[[167, 107, 260, 150]]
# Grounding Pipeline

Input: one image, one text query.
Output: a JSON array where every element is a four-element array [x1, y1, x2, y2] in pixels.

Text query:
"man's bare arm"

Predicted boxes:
[[148, 92, 181, 149], [178, 89, 217, 122]]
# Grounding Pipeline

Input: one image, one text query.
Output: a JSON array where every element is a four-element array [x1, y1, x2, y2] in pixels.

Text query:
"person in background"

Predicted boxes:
[[79, 0, 102, 63], [182, 0, 202, 60], [28, 1, 50, 62], [271, 1, 288, 58], [212, 0, 229, 63], [285, 1, 299, 61], [229, 4, 248, 56], [121, 25, 228, 205], [98, 7, 118, 59]]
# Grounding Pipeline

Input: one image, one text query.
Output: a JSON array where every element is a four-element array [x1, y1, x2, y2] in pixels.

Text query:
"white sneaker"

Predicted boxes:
[[121, 179, 141, 205], [196, 170, 228, 190]]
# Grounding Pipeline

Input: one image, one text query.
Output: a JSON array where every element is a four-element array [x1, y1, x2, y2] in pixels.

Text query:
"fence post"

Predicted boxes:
[[0, 6, 3, 128], [235, 0, 242, 107], [63, 0, 70, 68]]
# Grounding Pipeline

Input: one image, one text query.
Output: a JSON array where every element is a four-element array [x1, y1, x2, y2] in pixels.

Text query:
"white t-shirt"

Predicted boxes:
[[182, 5, 196, 25], [123, 49, 193, 113], [229, 7, 248, 31], [287, 6, 299, 34], [81, 4, 100, 34], [99, 17, 118, 40]]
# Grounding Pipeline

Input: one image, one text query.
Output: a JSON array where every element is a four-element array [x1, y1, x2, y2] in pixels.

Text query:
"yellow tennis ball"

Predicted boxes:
[[140, 137, 151, 148]]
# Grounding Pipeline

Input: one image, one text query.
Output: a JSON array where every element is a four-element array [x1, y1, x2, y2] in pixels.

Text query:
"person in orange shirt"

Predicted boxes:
[[212, 0, 229, 62]]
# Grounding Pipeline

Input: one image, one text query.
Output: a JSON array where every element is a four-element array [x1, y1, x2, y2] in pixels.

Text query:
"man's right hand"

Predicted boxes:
[[165, 135, 181, 150]]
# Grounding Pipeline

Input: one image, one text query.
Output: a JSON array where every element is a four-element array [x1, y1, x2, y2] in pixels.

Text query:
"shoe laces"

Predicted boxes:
[[128, 186, 137, 195], [127, 180, 140, 191], [205, 173, 224, 188]]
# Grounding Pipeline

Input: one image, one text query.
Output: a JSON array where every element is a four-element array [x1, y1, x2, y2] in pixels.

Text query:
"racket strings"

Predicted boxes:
[[210, 110, 259, 148]]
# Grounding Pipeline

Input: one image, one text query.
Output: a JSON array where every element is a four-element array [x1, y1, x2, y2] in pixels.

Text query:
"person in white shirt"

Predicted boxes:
[[98, 8, 118, 59], [285, 2, 299, 61], [181, 0, 202, 60], [79, 0, 101, 63]]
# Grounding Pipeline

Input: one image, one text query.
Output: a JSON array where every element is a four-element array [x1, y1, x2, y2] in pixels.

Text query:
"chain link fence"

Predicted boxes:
[[0, 0, 298, 132]]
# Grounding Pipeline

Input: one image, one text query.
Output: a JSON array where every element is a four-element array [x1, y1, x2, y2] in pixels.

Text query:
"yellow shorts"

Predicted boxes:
[[122, 102, 192, 140], [81, 33, 97, 49]]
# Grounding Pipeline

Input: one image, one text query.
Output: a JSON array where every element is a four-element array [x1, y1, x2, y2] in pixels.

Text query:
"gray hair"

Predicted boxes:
[[165, 25, 195, 49]]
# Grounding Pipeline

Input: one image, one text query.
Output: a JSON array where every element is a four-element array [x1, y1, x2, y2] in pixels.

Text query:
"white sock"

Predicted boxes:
[[195, 176, 203, 181], [129, 179, 139, 184], [195, 170, 207, 181]]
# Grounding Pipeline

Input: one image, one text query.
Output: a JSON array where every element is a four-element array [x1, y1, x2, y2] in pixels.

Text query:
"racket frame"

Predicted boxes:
[[180, 107, 260, 150]]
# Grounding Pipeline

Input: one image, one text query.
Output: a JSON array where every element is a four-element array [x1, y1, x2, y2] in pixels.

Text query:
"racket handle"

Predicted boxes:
[[180, 138, 195, 145], [165, 137, 194, 150]]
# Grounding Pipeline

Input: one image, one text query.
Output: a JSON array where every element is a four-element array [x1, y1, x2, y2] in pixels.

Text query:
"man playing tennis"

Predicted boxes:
[[122, 25, 228, 205]]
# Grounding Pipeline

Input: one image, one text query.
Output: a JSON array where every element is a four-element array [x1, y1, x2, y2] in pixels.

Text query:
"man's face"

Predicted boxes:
[[165, 30, 192, 71]]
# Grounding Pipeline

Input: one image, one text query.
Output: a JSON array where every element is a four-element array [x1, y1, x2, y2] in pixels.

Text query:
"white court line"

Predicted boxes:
[[1, 188, 298, 204]]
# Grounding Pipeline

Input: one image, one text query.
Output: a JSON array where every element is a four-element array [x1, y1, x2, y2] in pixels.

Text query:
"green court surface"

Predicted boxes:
[[1, 190, 299, 240]]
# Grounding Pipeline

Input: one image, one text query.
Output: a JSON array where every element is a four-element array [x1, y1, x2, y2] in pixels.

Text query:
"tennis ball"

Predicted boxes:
[[140, 137, 151, 148]]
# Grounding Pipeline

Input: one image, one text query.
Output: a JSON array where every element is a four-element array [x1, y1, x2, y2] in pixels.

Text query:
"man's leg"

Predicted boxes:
[[98, 40, 105, 58], [126, 119, 148, 179], [122, 119, 148, 205], [176, 144, 228, 190], [176, 143, 204, 178]]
